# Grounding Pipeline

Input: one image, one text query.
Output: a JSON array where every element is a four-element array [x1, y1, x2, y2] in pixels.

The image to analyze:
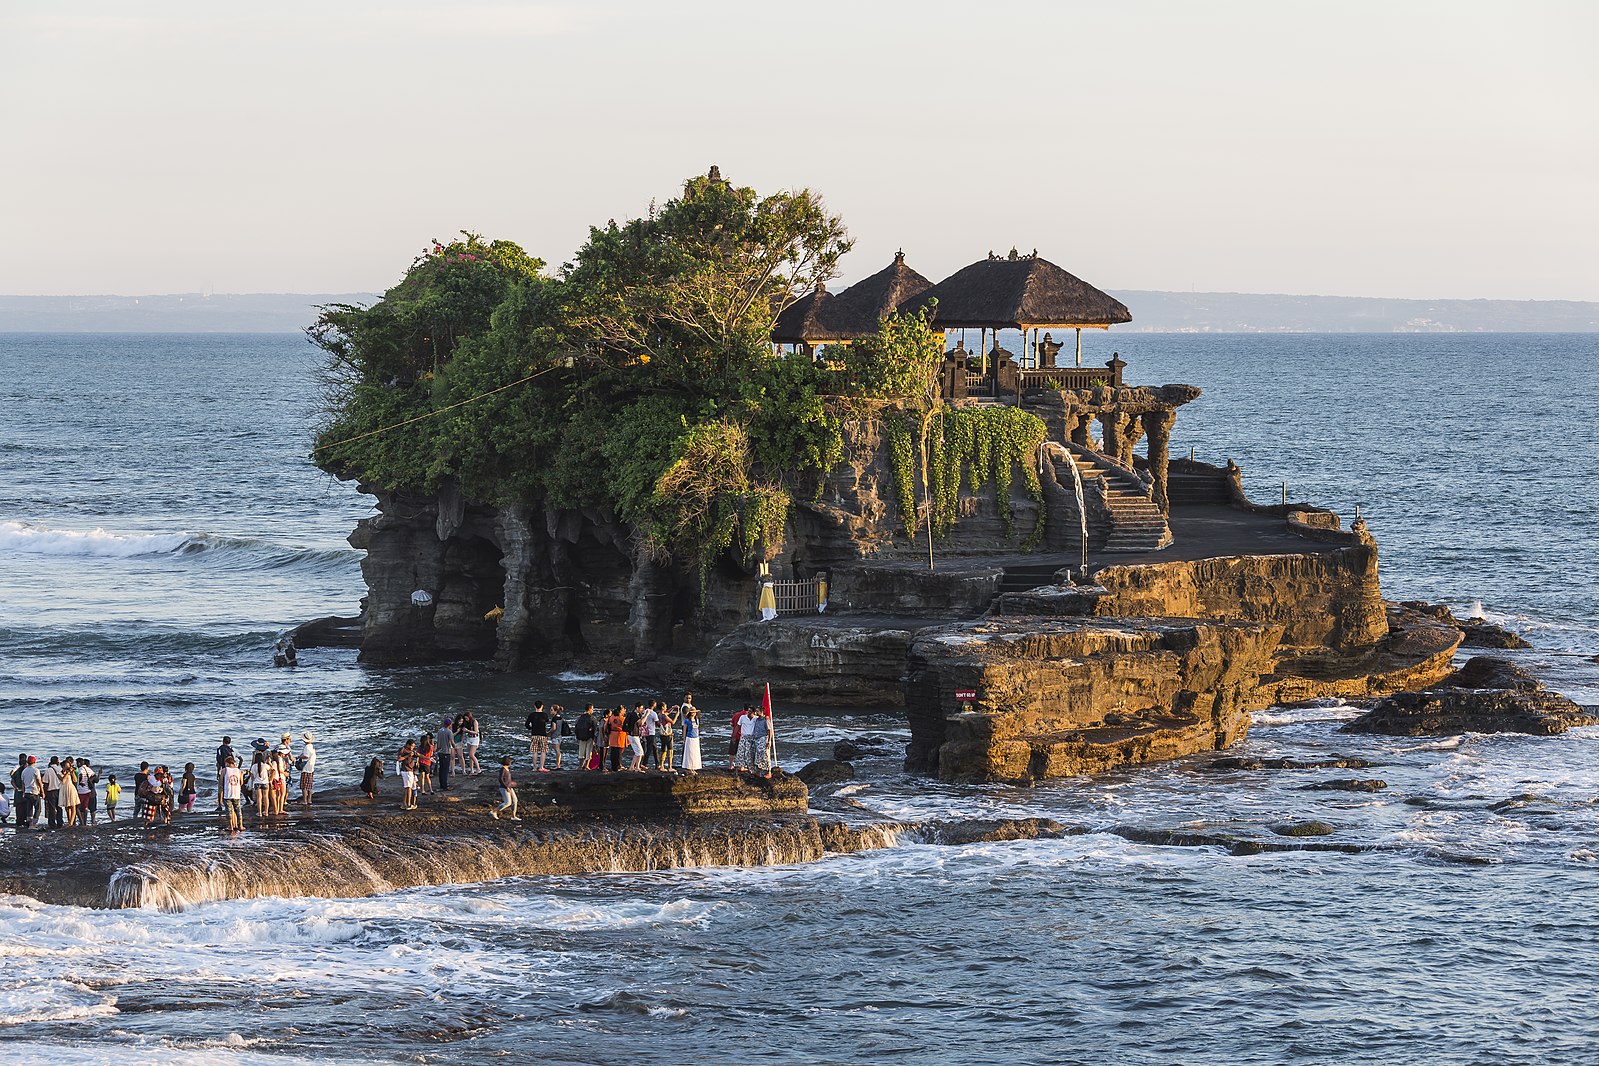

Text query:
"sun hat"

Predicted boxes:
[[302, 732, 315, 742]]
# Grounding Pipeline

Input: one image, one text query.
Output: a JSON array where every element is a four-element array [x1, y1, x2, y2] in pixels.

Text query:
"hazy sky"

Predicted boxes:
[[2, 0, 1595, 300]]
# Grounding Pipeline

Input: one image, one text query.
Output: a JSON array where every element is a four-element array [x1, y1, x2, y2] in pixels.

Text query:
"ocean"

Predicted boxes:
[[2, 331, 1597, 1064]]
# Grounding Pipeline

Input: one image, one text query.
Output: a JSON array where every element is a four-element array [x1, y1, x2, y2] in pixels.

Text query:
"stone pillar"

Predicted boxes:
[[1069, 410, 1091, 449], [1120, 416, 1144, 470], [1141, 410, 1176, 515], [1098, 412, 1130, 465]]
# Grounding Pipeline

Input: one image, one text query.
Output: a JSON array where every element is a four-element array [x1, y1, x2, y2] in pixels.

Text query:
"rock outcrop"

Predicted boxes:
[[1345, 656, 1598, 736], [904, 617, 1280, 783]]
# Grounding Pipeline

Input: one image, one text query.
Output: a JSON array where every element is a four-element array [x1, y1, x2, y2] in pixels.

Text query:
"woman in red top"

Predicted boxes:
[[417, 736, 435, 795]]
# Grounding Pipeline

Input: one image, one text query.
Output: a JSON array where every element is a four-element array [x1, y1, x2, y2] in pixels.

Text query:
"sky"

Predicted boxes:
[[1, 0, 1595, 301]]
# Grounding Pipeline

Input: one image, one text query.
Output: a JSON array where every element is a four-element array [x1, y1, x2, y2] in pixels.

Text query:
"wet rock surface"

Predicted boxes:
[[1208, 755, 1378, 771], [1344, 656, 1596, 737], [1300, 779, 1388, 792], [1271, 820, 1337, 837], [1398, 600, 1532, 648], [796, 759, 855, 787], [833, 735, 899, 761]]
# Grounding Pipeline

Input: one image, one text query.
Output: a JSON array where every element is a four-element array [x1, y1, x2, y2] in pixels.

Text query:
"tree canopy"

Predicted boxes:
[[310, 168, 1034, 581]]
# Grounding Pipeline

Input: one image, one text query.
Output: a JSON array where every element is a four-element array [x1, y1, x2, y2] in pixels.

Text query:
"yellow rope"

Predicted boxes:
[[309, 365, 559, 454]]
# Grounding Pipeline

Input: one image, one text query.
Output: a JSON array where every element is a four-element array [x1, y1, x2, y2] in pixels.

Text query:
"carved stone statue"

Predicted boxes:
[[1038, 332, 1064, 370]]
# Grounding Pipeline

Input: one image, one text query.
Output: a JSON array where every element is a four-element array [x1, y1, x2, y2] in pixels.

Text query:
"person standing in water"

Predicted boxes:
[[298, 732, 317, 805], [433, 719, 454, 792], [214, 736, 234, 811]]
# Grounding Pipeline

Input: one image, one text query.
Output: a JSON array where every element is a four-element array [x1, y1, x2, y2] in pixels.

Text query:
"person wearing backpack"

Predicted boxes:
[[573, 705, 597, 771]]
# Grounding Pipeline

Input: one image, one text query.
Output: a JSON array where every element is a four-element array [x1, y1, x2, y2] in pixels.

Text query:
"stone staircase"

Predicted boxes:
[[1056, 445, 1172, 552]]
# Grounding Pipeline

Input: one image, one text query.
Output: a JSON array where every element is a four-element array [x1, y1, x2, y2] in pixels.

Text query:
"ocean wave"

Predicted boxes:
[[0, 519, 358, 573]]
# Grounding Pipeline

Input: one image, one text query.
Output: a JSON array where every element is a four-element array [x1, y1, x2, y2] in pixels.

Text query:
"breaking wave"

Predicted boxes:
[[0, 519, 357, 573]]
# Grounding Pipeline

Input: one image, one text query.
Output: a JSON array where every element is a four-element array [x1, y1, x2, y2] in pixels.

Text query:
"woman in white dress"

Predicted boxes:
[[680, 707, 702, 776]]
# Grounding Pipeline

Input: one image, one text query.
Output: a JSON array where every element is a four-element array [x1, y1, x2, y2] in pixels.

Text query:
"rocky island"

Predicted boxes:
[[305, 168, 1532, 791]]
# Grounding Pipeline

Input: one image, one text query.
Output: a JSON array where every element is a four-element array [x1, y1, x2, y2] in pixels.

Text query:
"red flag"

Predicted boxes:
[[762, 682, 777, 777], [762, 682, 773, 719]]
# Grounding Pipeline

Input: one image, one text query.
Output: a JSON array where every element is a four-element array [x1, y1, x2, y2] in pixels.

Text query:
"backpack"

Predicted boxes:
[[8, 767, 20, 790]]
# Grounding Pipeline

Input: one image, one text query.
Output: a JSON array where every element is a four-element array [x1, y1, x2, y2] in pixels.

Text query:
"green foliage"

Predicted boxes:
[[838, 307, 945, 401], [882, 412, 920, 538], [310, 172, 1049, 578], [888, 405, 1048, 547]]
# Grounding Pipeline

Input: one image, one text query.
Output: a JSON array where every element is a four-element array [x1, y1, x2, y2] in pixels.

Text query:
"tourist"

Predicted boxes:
[[681, 706, 702, 776], [625, 704, 645, 772], [133, 760, 152, 822], [214, 736, 234, 810], [638, 702, 659, 771], [361, 756, 385, 799], [178, 763, 198, 813], [78, 758, 99, 825], [658, 704, 677, 772], [43, 756, 64, 828], [491, 755, 520, 821], [397, 739, 417, 810], [574, 705, 598, 771], [104, 774, 120, 821], [60, 757, 81, 828], [547, 705, 565, 770], [19, 756, 43, 828], [728, 706, 747, 770], [220, 755, 243, 832], [417, 735, 435, 796], [605, 706, 627, 773], [250, 748, 271, 823], [526, 700, 549, 771], [746, 708, 774, 779], [433, 718, 454, 792], [462, 712, 482, 775], [151, 766, 174, 826], [298, 732, 317, 805], [0, 783, 9, 827]]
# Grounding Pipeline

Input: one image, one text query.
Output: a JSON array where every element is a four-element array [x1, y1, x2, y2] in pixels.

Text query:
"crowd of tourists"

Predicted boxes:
[[2, 694, 782, 833], [5, 732, 317, 834]]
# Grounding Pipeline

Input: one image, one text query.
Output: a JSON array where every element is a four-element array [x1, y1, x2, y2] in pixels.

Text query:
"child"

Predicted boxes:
[[361, 756, 385, 799], [105, 775, 121, 821], [491, 755, 520, 821]]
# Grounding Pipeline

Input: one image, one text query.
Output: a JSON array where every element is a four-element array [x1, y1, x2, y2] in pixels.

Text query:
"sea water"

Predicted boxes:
[[2, 332, 1597, 1063]]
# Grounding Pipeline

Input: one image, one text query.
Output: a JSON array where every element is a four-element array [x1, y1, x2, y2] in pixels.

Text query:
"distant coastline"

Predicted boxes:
[[1, 289, 1596, 333]]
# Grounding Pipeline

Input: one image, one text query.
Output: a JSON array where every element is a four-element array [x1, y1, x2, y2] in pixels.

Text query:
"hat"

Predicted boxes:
[[252, 738, 268, 751], [281, 732, 292, 741], [27, 756, 36, 764], [302, 732, 315, 742]]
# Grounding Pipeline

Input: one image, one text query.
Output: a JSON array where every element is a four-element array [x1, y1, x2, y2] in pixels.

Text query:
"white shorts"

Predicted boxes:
[[465, 737, 480, 750], [401, 771, 416, 789]]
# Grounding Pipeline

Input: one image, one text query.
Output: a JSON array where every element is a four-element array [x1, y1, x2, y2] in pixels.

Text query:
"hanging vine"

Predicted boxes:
[[883, 411, 920, 538], [887, 405, 1047, 548]]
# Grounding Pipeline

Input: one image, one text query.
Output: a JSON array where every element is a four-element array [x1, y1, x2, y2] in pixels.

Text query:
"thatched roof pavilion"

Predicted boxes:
[[828, 251, 933, 333], [771, 283, 857, 346], [772, 252, 934, 350], [901, 250, 1131, 370], [900, 251, 1131, 330]]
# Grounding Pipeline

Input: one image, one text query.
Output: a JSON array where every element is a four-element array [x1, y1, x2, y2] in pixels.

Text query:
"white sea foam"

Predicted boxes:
[[0, 978, 117, 1025], [552, 670, 609, 683], [0, 519, 191, 558]]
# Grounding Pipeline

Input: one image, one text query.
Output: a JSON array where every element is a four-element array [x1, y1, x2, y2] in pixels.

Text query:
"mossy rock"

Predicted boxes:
[[1271, 820, 1337, 837]]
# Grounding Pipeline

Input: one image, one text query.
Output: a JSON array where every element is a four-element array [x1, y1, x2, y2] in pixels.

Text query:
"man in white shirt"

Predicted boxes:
[[639, 705, 660, 771], [298, 732, 317, 806], [220, 755, 245, 831]]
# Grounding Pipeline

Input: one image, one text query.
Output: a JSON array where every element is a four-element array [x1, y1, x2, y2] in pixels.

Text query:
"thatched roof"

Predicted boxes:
[[829, 251, 933, 333], [900, 252, 1132, 329], [771, 284, 857, 344]]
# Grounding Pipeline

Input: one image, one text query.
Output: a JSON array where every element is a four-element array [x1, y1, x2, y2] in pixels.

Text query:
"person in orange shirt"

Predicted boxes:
[[605, 707, 627, 774]]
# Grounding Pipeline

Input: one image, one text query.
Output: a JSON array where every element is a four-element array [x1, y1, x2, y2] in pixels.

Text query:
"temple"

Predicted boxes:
[[774, 247, 1185, 554]]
